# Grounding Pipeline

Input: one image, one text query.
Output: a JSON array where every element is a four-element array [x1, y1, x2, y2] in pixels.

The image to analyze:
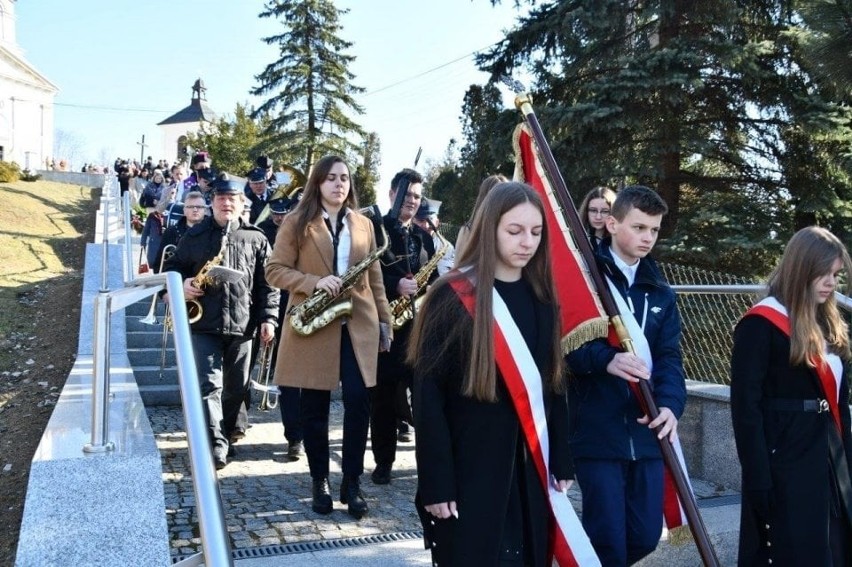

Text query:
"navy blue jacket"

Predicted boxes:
[[566, 244, 686, 460]]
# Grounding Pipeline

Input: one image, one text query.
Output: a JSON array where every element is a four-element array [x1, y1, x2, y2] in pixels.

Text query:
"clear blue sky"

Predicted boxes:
[[15, 0, 527, 199]]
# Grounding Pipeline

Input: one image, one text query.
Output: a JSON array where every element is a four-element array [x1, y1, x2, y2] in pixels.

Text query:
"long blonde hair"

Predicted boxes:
[[767, 226, 852, 366], [407, 182, 563, 401]]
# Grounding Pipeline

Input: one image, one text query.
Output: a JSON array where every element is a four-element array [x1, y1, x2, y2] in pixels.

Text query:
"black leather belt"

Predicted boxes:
[[763, 398, 830, 413]]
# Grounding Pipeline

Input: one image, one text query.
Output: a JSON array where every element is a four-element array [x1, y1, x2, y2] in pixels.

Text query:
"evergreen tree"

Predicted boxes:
[[352, 132, 381, 206], [251, 0, 366, 173], [475, 0, 852, 274], [187, 103, 267, 176]]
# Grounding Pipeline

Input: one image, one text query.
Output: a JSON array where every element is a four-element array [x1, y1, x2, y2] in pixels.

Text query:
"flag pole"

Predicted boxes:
[[507, 84, 720, 567]]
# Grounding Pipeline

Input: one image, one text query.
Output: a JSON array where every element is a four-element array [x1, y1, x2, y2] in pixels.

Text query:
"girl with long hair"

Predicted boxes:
[[266, 155, 392, 519], [577, 186, 616, 250], [407, 182, 574, 565], [731, 225, 852, 566]]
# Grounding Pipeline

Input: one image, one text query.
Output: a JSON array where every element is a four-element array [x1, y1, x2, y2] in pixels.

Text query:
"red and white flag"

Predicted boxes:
[[513, 122, 692, 531]]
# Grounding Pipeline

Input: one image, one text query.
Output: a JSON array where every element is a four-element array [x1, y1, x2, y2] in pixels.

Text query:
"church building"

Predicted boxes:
[[0, 0, 58, 170], [157, 79, 217, 165]]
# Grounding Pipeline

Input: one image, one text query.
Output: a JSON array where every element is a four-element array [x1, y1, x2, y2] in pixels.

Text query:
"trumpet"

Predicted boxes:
[[140, 244, 177, 325], [250, 339, 278, 410]]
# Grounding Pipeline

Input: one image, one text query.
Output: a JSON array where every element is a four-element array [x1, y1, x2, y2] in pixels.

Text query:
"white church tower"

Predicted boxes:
[[0, 0, 59, 169]]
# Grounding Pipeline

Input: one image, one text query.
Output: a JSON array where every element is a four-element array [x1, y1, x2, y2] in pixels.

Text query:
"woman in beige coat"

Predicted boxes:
[[266, 155, 391, 520]]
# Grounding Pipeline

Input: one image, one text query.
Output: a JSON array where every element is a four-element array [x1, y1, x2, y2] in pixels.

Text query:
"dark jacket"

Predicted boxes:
[[566, 245, 686, 460], [377, 215, 434, 302], [154, 217, 190, 272], [163, 216, 279, 337], [731, 312, 852, 566], [412, 282, 572, 566], [375, 215, 437, 377], [244, 181, 278, 224]]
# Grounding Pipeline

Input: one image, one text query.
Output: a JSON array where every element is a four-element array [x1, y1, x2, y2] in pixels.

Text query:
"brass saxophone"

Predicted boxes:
[[388, 230, 451, 330], [289, 213, 389, 336], [185, 221, 232, 323]]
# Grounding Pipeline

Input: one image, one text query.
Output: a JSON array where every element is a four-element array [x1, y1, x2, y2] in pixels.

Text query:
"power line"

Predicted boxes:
[[32, 41, 500, 115]]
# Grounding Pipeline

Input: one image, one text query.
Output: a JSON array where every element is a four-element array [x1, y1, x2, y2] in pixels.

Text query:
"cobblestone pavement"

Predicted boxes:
[[149, 402, 735, 560], [150, 401, 429, 560]]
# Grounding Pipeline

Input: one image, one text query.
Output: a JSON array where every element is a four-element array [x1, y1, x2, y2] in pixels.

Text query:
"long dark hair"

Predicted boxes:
[[290, 155, 359, 243], [408, 182, 563, 401]]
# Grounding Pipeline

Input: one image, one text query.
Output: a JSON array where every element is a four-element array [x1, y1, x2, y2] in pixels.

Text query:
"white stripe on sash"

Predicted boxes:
[[492, 289, 600, 567]]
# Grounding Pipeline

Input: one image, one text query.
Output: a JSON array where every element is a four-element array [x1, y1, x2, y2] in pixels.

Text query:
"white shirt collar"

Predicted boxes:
[[610, 247, 639, 288]]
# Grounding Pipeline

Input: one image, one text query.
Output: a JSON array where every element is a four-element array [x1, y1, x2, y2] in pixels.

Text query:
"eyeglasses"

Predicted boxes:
[[185, 205, 207, 211], [588, 208, 611, 217]]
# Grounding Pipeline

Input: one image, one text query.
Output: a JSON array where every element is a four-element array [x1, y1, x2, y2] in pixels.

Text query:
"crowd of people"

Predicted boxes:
[[138, 147, 851, 566]]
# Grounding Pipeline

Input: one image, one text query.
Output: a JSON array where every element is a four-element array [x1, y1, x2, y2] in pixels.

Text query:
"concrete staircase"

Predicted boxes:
[[125, 299, 181, 406]]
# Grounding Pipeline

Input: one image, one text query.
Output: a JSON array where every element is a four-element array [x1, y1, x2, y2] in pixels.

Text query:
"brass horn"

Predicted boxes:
[[254, 165, 306, 224], [250, 339, 279, 410]]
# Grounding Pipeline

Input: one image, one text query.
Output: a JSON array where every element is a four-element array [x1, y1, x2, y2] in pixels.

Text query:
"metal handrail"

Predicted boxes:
[[82, 270, 233, 566], [81, 171, 232, 564], [671, 283, 852, 311]]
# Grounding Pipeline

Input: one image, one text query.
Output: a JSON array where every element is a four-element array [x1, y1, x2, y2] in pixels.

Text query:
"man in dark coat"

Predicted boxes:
[[369, 168, 436, 485], [163, 173, 279, 469]]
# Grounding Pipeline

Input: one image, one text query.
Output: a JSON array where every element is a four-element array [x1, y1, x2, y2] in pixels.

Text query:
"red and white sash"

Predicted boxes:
[[745, 297, 843, 433], [449, 277, 600, 567], [605, 277, 694, 529]]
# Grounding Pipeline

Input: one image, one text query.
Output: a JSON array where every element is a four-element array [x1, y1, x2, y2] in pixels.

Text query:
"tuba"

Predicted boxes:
[[254, 165, 306, 224], [288, 206, 388, 336], [388, 229, 451, 330]]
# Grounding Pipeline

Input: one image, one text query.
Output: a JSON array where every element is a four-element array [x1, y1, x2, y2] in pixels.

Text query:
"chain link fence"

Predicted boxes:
[[661, 263, 761, 386]]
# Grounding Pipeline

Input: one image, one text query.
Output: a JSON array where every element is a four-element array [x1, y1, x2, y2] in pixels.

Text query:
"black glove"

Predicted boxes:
[[746, 488, 772, 524]]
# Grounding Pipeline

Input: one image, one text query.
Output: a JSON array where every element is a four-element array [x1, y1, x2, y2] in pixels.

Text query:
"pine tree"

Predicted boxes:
[[474, 0, 852, 274], [251, 0, 366, 173]]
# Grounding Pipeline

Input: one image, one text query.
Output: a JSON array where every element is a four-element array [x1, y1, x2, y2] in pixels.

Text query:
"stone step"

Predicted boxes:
[[127, 331, 174, 349], [125, 300, 167, 317], [138, 384, 181, 406], [125, 315, 170, 332], [127, 347, 176, 367]]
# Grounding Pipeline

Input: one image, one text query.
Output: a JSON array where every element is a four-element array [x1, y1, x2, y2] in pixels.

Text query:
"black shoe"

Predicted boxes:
[[311, 478, 333, 515], [229, 429, 246, 444], [287, 441, 304, 461], [340, 476, 368, 519], [227, 444, 236, 458], [213, 448, 228, 470], [371, 463, 392, 485], [397, 430, 413, 443]]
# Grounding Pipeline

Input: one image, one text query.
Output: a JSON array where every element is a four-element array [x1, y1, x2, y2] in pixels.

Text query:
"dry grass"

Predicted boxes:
[[0, 179, 97, 565]]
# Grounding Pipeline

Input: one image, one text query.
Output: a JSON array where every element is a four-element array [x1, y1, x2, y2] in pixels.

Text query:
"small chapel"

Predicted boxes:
[[0, 0, 58, 170], [157, 79, 218, 165]]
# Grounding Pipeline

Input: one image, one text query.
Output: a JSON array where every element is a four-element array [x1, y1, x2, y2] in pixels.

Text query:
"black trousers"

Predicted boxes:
[[301, 327, 369, 479], [190, 333, 253, 453], [370, 324, 413, 467]]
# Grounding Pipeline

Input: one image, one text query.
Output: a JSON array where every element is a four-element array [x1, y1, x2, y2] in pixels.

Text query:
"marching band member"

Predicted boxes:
[[369, 168, 435, 485], [162, 174, 279, 470], [408, 182, 572, 565], [266, 155, 391, 519]]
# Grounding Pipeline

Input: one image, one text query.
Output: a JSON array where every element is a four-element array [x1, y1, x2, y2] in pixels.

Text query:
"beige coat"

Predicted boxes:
[[266, 210, 391, 390]]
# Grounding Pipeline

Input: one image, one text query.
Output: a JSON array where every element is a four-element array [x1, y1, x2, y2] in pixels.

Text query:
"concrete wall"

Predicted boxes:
[[36, 170, 106, 188], [681, 380, 742, 491]]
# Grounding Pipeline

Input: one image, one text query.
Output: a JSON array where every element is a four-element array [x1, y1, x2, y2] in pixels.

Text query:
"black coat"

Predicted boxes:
[[412, 282, 572, 566], [163, 216, 279, 337], [731, 313, 852, 566]]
